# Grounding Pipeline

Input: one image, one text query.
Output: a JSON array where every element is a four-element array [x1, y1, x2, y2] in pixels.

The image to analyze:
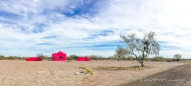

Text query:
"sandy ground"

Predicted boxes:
[[0, 60, 187, 86]]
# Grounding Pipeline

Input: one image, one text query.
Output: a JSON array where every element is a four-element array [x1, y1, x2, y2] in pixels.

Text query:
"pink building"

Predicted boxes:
[[52, 51, 67, 61]]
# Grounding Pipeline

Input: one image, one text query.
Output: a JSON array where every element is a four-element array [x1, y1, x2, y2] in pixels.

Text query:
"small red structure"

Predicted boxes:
[[76, 57, 91, 61], [52, 51, 67, 61], [26, 57, 42, 61]]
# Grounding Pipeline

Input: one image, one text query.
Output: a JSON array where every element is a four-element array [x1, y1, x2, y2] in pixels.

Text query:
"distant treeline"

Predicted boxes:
[[0, 54, 185, 62]]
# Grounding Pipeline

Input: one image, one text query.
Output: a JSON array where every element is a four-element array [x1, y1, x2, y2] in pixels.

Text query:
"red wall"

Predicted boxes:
[[76, 57, 91, 61], [52, 51, 67, 61], [26, 57, 42, 61]]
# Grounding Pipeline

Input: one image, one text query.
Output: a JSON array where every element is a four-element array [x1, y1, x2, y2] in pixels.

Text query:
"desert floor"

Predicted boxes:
[[0, 60, 187, 86]]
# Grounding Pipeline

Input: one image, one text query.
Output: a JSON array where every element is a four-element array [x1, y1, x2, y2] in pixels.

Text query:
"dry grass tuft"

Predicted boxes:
[[97, 66, 154, 70]]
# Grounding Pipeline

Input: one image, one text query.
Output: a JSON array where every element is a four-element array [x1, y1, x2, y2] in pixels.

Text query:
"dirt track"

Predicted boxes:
[[118, 63, 191, 86]]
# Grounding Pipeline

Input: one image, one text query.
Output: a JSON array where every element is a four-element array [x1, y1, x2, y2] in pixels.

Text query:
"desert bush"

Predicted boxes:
[[19, 57, 27, 60], [37, 53, 48, 60], [165, 57, 173, 62], [88, 55, 106, 60], [166, 59, 174, 62], [127, 56, 134, 60], [43, 57, 51, 60], [13, 56, 22, 60], [0, 54, 5, 60], [67, 57, 74, 60], [107, 56, 116, 60], [68, 54, 79, 60], [6, 56, 18, 60], [88, 55, 99, 60], [99, 56, 106, 60], [151, 56, 166, 62]]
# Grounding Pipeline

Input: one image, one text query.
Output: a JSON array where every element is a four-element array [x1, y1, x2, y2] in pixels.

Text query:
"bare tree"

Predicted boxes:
[[37, 53, 47, 60], [119, 31, 160, 67], [174, 54, 181, 62]]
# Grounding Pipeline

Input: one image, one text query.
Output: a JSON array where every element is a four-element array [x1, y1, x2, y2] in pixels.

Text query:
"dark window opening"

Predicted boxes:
[[59, 56, 63, 59]]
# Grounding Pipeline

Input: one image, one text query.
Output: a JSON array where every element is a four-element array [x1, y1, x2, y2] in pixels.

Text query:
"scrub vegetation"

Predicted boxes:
[[0, 53, 185, 62]]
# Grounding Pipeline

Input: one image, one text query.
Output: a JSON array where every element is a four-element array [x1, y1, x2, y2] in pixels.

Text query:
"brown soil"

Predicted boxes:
[[0, 60, 187, 86]]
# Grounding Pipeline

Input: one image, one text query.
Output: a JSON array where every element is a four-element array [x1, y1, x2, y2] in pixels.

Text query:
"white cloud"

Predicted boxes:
[[0, 0, 191, 58]]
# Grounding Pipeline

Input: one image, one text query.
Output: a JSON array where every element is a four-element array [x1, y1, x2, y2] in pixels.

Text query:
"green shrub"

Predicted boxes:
[[107, 56, 116, 60], [166, 59, 174, 62], [152, 56, 166, 62], [6, 56, 18, 60], [67, 57, 74, 60], [127, 56, 134, 60], [88, 55, 99, 60], [0, 54, 5, 60], [19, 57, 26, 60], [37, 53, 48, 60], [86, 55, 106, 60], [44, 56, 51, 60], [68, 54, 79, 60]]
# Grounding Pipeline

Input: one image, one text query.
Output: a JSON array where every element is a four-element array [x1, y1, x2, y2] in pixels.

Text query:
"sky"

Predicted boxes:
[[0, 0, 191, 58]]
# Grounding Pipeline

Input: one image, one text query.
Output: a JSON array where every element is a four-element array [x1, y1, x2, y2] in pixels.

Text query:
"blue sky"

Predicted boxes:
[[0, 0, 191, 58]]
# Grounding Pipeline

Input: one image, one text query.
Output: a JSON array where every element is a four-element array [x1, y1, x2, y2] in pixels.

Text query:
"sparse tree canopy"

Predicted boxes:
[[118, 31, 160, 67], [174, 54, 181, 61], [115, 45, 128, 61], [37, 53, 47, 60]]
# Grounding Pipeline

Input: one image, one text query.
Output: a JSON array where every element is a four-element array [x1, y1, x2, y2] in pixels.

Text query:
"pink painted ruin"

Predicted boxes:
[[76, 56, 91, 61], [52, 51, 67, 61], [26, 57, 42, 61]]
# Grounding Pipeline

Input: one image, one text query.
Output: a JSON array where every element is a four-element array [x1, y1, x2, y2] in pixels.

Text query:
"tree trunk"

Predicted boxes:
[[141, 52, 145, 67], [141, 59, 144, 67], [118, 56, 120, 61], [140, 61, 144, 67]]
